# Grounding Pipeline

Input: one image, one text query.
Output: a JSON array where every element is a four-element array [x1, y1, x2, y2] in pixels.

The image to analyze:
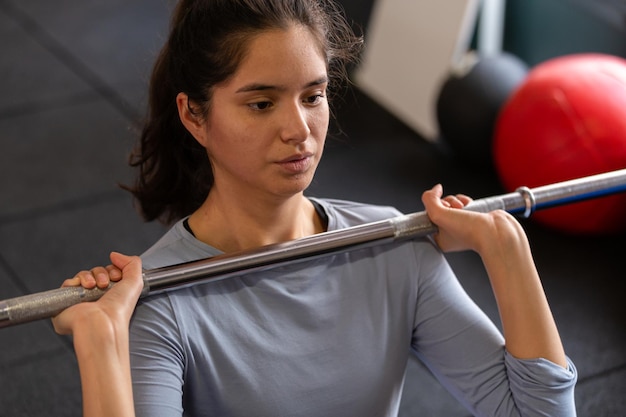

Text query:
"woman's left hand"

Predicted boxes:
[[422, 184, 527, 256], [423, 184, 568, 367]]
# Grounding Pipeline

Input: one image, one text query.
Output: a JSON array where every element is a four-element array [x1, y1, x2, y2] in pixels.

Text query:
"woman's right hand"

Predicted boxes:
[[52, 252, 142, 417], [52, 252, 143, 337], [60, 259, 124, 290]]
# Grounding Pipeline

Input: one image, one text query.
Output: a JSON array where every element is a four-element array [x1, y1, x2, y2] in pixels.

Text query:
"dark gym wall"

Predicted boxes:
[[336, 0, 375, 37], [504, 0, 626, 66]]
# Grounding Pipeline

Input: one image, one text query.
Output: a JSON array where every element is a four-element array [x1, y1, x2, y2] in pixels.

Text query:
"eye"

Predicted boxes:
[[248, 101, 273, 111], [304, 94, 326, 105]]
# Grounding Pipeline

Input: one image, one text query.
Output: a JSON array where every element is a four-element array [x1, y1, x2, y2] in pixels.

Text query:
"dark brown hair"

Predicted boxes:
[[123, 0, 362, 224]]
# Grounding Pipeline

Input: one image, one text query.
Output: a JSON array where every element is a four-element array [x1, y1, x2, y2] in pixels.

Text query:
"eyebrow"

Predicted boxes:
[[235, 77, 329, 93]]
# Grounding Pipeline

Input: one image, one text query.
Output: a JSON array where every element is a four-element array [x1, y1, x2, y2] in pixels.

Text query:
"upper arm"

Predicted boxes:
[[130, 297, 186, 417], [410, 243, 516, 415], [409, 242, 576, 416]]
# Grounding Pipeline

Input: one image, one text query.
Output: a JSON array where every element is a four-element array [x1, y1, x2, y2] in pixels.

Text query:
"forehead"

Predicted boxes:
[[226, 25, 328, 88]]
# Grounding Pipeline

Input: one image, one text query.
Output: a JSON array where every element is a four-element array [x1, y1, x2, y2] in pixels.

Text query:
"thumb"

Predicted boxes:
[[109, 252, 144, 295], [422, 184, 448, 212], [430, 183, 443, 198], [110, 252, 141, 275]]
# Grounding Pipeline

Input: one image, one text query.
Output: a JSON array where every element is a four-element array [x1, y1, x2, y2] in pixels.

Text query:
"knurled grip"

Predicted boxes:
[[0, 286, 107, 328]]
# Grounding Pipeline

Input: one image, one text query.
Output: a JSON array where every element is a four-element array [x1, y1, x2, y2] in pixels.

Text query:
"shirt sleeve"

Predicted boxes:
[[409, 241, 577, 416], [505, 352, 577, 417], [130, 294, 186, 417]]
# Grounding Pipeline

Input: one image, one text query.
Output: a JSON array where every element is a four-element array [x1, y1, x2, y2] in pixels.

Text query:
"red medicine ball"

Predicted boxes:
[[493, 53, 626, 235]]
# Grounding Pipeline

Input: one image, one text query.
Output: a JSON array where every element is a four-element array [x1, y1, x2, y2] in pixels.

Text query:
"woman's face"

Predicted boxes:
[[198, 24, 329, 201]]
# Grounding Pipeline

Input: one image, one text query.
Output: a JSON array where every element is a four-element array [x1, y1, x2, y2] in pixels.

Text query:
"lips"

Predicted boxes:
[[276, 152, 315, 173]]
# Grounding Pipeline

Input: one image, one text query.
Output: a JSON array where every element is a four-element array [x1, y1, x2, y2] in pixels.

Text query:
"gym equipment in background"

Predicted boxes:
[[436, 51, 527, 169], [435, 0, 529, 170], [355, 0, 480, 141], [494, 53, 626, 235]]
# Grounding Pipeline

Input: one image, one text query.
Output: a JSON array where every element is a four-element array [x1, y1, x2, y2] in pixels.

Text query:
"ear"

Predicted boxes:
[[176, 92, 209, 147]]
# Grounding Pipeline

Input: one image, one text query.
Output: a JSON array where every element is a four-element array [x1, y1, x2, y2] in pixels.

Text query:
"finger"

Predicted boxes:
[[442, 193, 473, 209], [90, 266, 111, 289], [422, 184, 443, 204], [105, 264, 123, 282], [61, 276, 82, 288], [456, 194, 473, 205], [431, 183, 444, 198], [422, 184, 449, 211], [442, 195, 465, 209], [108, 252, 144, 302], [73, 270, 97, 289], [423, 185, 479, 252]]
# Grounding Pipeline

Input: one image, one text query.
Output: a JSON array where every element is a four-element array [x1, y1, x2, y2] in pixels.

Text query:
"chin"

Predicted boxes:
[[275, 176, 314, 197]]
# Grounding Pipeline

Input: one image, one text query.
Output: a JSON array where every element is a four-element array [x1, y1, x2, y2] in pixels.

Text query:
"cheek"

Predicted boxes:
[[204, 123, 272, 178], [204, 108, 253, 150], [311, 105, 330, 139]]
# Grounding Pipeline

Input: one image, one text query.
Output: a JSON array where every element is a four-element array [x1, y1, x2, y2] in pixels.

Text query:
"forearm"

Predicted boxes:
[[73, 315, 136, 417], [479, 220, 567, 368]]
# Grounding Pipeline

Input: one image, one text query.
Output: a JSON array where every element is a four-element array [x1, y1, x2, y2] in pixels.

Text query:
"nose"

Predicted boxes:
[[279, 102, 311, 143]]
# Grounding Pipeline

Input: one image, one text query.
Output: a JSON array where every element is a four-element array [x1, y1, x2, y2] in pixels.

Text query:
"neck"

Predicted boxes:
[[187, 190, 325, 253]]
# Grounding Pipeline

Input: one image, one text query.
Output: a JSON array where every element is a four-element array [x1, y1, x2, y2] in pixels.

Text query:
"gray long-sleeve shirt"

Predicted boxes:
[[131, 198, 577, 416]]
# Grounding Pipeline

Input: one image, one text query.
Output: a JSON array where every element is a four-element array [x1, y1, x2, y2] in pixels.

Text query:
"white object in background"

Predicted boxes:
[[354, 0, 480, 141], [478, 0, 506, 55]]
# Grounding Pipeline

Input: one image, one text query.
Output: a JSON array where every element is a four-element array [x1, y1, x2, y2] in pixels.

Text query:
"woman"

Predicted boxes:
[[53, 0, 577, 416]]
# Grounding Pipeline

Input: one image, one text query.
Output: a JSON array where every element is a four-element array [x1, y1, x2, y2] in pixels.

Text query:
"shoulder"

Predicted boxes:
[[309, 198, 450, 276], [140, 218, 221, 270], [309, 197, 403, 230]]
